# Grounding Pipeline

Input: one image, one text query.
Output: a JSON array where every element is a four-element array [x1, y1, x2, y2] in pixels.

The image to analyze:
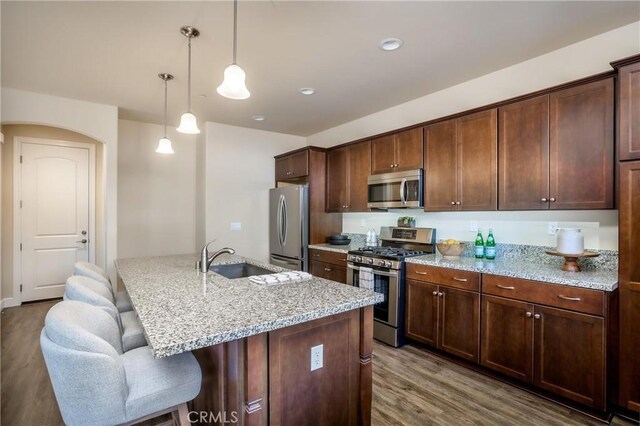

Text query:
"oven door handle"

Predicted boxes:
[[347, 263, 398, 277]]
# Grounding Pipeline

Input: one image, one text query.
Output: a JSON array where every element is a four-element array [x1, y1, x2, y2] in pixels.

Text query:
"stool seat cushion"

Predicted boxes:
[[115, 291, 133, 313], [121, 311, 147, 352], [122, 346, 201, 421]]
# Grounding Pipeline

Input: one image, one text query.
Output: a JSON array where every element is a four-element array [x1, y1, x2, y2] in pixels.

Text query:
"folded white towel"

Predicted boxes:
[[249, 272, 312, 286], [359, 267, 375, 291]]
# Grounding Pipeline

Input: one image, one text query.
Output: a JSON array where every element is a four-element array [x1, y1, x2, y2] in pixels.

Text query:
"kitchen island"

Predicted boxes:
[[115, 254, 382, 425]]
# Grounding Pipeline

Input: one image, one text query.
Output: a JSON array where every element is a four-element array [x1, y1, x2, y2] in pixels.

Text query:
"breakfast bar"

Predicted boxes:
[[115, 254, 383, 425]]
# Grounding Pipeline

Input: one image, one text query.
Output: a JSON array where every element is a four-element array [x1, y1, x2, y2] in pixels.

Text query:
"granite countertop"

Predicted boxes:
[[115, 254, 383, 358], [308, 243, 358, 253], [406, 254, 618, 292]]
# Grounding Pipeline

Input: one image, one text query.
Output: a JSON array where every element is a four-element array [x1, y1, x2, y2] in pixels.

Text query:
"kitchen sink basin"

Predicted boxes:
[[210, 262, 274, 279]]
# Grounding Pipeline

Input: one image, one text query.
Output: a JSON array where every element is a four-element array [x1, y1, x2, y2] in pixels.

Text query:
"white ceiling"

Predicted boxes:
[[2, 1, 638, 136]]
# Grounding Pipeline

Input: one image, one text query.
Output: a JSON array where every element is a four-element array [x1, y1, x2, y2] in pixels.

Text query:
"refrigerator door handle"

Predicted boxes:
[[276, 194, 283, 247], [281, 195, 288, 246]]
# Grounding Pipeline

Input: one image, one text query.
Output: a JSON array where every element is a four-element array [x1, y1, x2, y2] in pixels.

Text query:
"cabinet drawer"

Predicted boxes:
[[482, 275, 605, 316], [308, 248, 348, 267], [406, 264, 480, 292], [308, 260, 346, 284]]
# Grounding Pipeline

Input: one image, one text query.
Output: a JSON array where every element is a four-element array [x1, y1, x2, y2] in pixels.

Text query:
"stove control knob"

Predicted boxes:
[[367, 258, 374, 264], [385, 261, 392, 267], [377, 260, 385, 266], [356, 256, 362, 263]]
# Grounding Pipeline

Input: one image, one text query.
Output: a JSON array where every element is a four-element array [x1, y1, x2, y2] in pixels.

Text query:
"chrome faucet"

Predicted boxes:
[[199, 241, 235, 273]]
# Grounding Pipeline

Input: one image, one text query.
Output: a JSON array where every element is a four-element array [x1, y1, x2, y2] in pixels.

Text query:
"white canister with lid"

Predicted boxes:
[[556, 228, 584, 255]]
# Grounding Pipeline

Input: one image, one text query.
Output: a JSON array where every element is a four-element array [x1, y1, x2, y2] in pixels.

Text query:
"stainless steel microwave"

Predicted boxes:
[[367, 169, 423, 209]]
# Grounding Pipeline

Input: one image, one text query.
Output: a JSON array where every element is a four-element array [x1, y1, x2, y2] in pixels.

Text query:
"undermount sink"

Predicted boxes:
[[210, 262, 274, 279]]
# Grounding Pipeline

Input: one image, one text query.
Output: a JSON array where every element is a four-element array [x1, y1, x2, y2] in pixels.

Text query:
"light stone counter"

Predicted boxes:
[[406, 254, 618, 292], [115, 254, 383, 358]]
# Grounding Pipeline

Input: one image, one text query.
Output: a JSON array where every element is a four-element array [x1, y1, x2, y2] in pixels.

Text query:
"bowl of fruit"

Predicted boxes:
[[436, 239, 466, 258]]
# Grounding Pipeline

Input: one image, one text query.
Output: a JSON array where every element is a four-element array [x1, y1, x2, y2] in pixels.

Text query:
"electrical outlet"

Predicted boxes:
[[310, 344, 323, 371], [360, 219, 366, 227], [548, 222, 558, 235], [469, 221, 478, 233], [230, 222, 241, 231]]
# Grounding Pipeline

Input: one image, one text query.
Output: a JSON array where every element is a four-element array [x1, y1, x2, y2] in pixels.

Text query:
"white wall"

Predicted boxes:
[[308, 22, 640, 251], [203, 122, 306, 262], [117, 120, 197, 258], [0, 89, 118, 295]]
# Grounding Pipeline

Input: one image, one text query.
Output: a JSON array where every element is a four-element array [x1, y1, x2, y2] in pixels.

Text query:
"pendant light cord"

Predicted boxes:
[[187, 37, 192, 112], [163, 78, 168, 138], [233, 0, 237, 64]]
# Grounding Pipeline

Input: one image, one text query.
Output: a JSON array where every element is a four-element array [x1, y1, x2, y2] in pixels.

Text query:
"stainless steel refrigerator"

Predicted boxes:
[[269, 185, 309, 271]]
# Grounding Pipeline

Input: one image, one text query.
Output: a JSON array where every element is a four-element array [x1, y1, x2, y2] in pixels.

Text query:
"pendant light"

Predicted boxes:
[[217, 0, 250, 100], [156, 73, 175, 154], [177, 26, 201, 134]]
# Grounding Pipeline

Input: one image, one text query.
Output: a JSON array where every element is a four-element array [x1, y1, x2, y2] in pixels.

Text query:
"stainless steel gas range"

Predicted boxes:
[[347, 226, 436, 347]]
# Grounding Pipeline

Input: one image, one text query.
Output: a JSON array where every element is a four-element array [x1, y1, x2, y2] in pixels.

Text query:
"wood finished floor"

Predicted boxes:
[[1, 300, 637, 425]]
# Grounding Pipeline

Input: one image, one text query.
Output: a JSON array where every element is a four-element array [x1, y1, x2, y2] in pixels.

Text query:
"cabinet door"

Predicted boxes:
[[326, 147, 348, 212], [619, 62, 640, 161], [438, 286, 480, 363], [498, 96, 550, 210], [481, 295, 534, 383], [549, 78, 614, 209], [457, 109, 497, 211], [395, 128, 423, 171], [405, 280, 438, 347], [275, 156, 290, 181], [288, 150, 309, 178], [371, 134, 396, 174], [424, 120, 458, 211], [347, 141, 371, 212], [309, 260, 346, 283], [619, 161, 640, 411], [533, 305, 605, 410]]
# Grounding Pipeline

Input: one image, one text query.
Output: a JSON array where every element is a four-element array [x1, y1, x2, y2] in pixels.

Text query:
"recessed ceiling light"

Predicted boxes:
[[379, 38, 403, 51], [299, 88, 316, 96], [252, 115, 265, 121]]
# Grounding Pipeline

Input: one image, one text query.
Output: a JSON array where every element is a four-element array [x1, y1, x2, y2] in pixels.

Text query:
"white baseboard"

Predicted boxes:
[[0, 297, 20, 311]]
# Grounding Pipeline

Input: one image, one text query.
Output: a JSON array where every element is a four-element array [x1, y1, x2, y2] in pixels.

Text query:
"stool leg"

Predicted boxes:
[[177, 403, 190, 426]]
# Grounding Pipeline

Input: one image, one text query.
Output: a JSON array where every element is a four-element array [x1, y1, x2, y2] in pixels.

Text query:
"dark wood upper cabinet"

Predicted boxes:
[[424, 120, 458, 211], [424, 109, 497, 212], [438, 286, 480, 362], [405, 280, 438, 347], [371, 128, 423, 174], [549, 78, 614, 209], [617, 61, 640, 161], [275, 149, 309, 181], [619, 161, 640, 411], [457, 109, 498, 211], [326, 141, 371, 213], [481, 295, 534, 383], [499, 96, 550, 210], [533, 305, 605, 411]]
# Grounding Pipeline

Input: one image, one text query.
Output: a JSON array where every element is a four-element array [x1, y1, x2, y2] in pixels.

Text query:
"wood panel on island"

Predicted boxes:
[[481, 275, 609, 411], [326, 140, 371, 212], [371, 127, 423, 174], [424, 109, 497, 212], [274, 147, 342, 245], [308, 248, 347, 284], [405, 264, 480, 363]]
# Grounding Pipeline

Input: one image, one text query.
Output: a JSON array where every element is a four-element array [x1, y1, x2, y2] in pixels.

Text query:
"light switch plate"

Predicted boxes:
[[548, 222, 558, 235], [230, 222, 241, 231], [310, 344, 323, 371], [469, 221, 478, 233]]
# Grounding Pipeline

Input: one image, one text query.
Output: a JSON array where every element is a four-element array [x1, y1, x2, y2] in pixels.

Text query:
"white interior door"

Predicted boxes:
[[19, 141, 91, 301]]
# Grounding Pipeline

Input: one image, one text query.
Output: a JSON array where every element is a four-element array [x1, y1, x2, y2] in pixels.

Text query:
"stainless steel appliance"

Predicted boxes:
[[347, 226, 436, 347], [367, 169, 423, 209], [269, 185, 309, 271]]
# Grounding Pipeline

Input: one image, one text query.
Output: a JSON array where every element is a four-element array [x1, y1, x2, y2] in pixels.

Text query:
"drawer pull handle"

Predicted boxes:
[[558, 294, 581, 302], [452, 277, 468, 282], [339, 258, 347, 261], [415, 271, 428, 275], [497, 284, 515, 290], [324, 268, 332, 272]]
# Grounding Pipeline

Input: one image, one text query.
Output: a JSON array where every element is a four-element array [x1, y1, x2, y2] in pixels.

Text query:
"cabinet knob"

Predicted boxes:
[[455, 201, 461, 205], [394, 164, 399, 167], [390, 164, 394, 168], [549, 197, 556, 202], [541, 198, 548, 203], [525, 312, 532, 318], [534, 314, 541, 320], [451, 201, 456, 205], [433, 291, 438, 296], [438, 292, 444, 297]]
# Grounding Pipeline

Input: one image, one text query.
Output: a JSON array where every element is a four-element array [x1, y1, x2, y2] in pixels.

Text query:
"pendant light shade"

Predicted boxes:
[[156, 73, 175, 154], [217, 0, 250, 100], [177, 26, 200, 134]]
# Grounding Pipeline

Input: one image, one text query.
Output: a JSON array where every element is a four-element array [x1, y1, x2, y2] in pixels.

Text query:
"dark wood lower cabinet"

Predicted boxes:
[[481, 295, 534, 382], [620, 283, 640, 412], [405, 280, 479, 362], [533, 305, 605, 411], [309, 260, 346, 284]]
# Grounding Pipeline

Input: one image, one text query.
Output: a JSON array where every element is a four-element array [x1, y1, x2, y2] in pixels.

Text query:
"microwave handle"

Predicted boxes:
[[400, 178, 407, 204]]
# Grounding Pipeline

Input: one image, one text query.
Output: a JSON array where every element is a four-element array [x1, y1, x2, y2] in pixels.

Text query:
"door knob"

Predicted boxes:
[[81, 230, 87, 235], [77, 239, 88, 244]]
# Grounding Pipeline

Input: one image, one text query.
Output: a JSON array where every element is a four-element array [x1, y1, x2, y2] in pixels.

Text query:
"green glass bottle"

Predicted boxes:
[[474, 230, 485, 259], [485, 229, 496, 260]]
